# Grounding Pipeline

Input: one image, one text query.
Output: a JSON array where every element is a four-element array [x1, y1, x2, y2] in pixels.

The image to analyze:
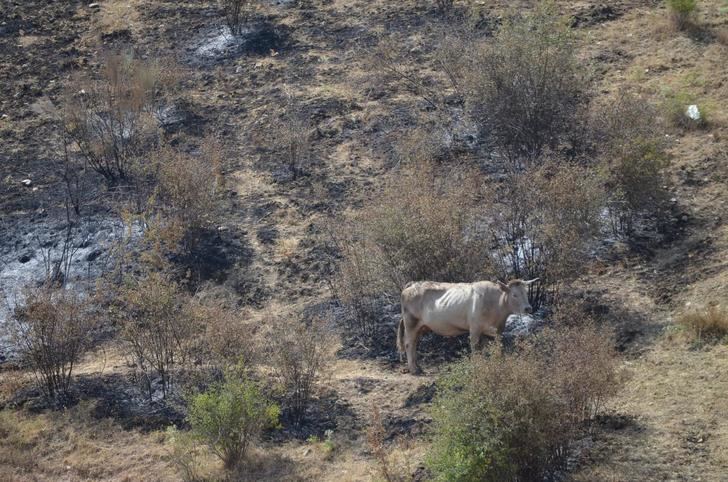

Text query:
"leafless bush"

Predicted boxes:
[[367, 404, 404, 482], [266, 315, 333, 425], [120, 273, 199, 398], [428, 322, 621, 480], [459, 4, 589, 165], [594, 94, 671, 234], [330, 162, 490, 336], [222, 0, 257, 36], [269, 97, 312, 180], [11, 288, 95, 403], [489, 162, 605, 308], [61, 53, 175, 184]]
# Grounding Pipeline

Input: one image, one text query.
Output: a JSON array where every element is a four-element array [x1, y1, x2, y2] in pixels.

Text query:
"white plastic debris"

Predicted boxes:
[[21, 179, 32, 187], [686, 104, 701, 121]]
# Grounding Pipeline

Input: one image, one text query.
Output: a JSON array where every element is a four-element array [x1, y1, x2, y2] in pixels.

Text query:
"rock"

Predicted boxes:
[[686, 104, 701, 121], [88, 3, 100, 9], [21, 179, 31, 187]]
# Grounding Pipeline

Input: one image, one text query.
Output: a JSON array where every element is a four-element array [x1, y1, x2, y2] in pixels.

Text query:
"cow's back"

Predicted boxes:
[[402, 282, 476, 334]]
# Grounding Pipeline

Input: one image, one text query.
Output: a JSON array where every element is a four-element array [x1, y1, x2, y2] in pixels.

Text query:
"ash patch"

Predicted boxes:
[[187, 22, 287, 66]]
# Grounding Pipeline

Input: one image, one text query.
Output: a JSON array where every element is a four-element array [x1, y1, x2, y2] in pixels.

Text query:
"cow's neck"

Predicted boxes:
[[497, 292, 513, 326]]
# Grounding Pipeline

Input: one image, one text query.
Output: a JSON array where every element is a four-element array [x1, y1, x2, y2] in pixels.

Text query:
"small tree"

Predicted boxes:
[[187, 369, 280, 469], [12, 288, 95, 403]]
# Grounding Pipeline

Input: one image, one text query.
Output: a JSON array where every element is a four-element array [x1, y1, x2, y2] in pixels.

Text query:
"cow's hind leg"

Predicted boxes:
[[403, 314, 423, 375]]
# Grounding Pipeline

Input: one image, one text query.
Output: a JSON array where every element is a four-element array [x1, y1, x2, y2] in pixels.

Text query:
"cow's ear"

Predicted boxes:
[[497, 281, 509, 292]]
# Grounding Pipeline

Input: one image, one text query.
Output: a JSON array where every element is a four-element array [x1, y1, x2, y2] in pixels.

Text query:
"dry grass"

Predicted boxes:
[[0, 404, 176, 482], [677, 305, 728, 344]]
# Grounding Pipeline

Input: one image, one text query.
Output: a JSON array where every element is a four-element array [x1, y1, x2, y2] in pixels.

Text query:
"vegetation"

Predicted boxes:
[[678, 305, 728, 345], [11, 288, 95, 403], [427, 323, 622, 481], [187, 370, 280, 469], [61, 53, 175, 184], [459, 3, 589, 165], [331, 161, 489, 336], [119, 273, 198, 398], [222, 0, 257, 36], [267, 316, 333, 425], [666, 0, 698, 30]]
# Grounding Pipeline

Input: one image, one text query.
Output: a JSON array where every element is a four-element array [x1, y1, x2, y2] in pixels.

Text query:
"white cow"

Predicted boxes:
[[396, 279, 537, 374]]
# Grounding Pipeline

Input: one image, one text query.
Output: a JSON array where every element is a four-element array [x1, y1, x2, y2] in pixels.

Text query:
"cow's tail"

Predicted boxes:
[[396, 317, 405, 361]]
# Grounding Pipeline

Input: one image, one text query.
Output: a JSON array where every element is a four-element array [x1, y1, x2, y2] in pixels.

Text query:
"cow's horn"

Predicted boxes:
[[525, 278, 540, 285]]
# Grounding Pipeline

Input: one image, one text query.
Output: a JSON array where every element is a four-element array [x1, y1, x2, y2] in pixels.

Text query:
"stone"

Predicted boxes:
[[21, 179, 32, 186], [686, 104, 701, 121], [88, 3, 100, 9]]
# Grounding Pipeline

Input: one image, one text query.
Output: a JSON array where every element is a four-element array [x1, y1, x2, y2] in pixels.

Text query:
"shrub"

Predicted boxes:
[[11, 288, 95, 403], [489, 162, 605, 308], [666, 0, 697, 30], [187, 369, 280, 469], [593, 94, 671, 234], [222, 0, 258, 36], [61, 53, 175, 184], [678, 305, 728, 344], [120, 273, 198, 398], [367, 405, 396, 482], [269, 97, 312, 181], [427, 323, 621, 481], [330, 161, 490, 336], [192, 301, 258, 373], [266, 316, 333, 425], [461, 3, 590, 165]]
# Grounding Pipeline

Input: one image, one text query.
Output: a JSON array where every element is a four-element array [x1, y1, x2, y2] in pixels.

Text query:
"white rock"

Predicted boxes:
[[88, 3, 100, 9], [686, 104, 701, 121], [21, 179, 32, 186]]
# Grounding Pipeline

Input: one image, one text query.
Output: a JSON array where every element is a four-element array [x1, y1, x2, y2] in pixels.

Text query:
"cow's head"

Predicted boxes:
[[497, 279, 538, 315]]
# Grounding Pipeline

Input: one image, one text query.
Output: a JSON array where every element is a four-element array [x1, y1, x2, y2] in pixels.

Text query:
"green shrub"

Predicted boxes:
[[187, 371, 280, 469], [666, 0, 697, 30], [663, 90, 708, 129], [427, 323, 621, 481]]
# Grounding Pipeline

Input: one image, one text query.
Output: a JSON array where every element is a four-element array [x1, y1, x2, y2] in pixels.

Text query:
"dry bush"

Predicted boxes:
[[490, 162, 605, 308], [662, 89, 709, 130], [266, 316, 333, 425], [62, 53, 175, 184], [427, 323, 621, 481], [367, 404, 408, 482], [191, 301, 258, 373], [678, 305, 728, 345], [459, 3, 589, 165], [270, 98, 313, 180], [330, 162, 490, 336], [119, 273, 199, 398], [593, 93, 671, 234], [222, 0, 257, 36], [666, 0, 697, 30], [11, 288, 95, 403]]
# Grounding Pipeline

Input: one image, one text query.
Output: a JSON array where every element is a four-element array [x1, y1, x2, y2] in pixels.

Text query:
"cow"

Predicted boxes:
[[396, 279, 538, 374]]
